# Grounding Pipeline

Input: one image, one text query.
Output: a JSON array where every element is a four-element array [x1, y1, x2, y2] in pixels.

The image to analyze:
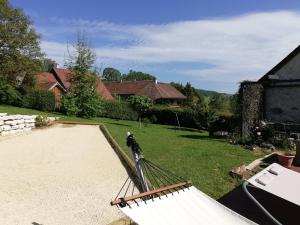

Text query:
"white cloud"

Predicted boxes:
[[40, 11, 300, 92]]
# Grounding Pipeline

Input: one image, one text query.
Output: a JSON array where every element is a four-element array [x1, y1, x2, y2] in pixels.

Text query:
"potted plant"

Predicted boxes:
[[294, 140, 300, 166], [277, 138, 295, 168]]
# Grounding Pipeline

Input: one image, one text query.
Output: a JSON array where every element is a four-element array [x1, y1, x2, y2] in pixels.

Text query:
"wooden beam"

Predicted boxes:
[[111, 181, 192, 206]]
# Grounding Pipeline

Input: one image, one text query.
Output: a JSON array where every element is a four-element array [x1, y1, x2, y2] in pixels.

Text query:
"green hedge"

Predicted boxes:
[[0, 77, 22, 105], [23, 90, 55, 112], [100, 100, 138, 121], [146, 105, 197, 128]]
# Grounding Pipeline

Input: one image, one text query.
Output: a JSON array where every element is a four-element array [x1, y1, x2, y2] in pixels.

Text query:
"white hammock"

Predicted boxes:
[[120, 186, 256, 225]]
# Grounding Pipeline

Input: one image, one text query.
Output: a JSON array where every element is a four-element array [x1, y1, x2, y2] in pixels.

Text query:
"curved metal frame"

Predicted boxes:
[[242, 181, 282, 225]]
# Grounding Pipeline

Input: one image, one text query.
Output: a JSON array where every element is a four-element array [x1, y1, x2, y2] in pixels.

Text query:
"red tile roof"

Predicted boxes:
[[104, 80, 186, 100], [36, 68, 114, 100], [35, 72, 58, 90], [96, 79, 114, 100], [52, 68, 72, 89]]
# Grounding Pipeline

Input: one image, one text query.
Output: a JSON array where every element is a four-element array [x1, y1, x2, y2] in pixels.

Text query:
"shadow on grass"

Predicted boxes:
[[106, 122, 132, 127], [218, 184, 298, 225], [166, 127, 202, 132], [178, 134, 226, 142]]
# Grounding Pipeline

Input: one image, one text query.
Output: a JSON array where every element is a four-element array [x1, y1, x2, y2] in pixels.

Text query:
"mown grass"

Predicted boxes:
[[0, 104, 264, 199]]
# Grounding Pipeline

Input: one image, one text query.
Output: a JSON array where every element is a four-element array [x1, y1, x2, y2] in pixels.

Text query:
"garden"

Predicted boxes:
[[0, 104, 264, 199]]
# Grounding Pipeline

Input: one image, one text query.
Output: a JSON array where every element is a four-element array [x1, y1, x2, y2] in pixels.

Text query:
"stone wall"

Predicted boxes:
[[0, 113, 36, 136], [241, 82, 264, 139]]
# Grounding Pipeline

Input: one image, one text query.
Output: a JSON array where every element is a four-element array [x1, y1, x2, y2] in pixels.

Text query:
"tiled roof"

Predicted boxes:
[[35, 72, 58, 90], [52, 68, 72, 89], [96, 78, 114, 100], [36, 68, 114, 100], [104, 80, 186, 100]]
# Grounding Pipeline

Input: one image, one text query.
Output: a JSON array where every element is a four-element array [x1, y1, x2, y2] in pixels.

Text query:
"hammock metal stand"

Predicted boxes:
[[111, 132, 190, 208]]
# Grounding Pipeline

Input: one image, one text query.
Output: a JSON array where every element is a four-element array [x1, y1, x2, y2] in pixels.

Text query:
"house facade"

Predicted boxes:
[[258, 45, 300, 124], [104, 80, 186, 104], [35, 66, 113, 108], [241, 45, 300, 138]]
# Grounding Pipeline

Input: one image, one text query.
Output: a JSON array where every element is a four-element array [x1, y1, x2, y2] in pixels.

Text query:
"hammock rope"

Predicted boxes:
[[111, 132, 191, 207]]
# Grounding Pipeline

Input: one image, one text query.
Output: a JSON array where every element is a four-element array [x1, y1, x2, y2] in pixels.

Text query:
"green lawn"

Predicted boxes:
[[0, 104, 263, 199]]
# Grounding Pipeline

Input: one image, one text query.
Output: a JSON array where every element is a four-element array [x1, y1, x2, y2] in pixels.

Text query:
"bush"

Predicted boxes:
[[61, 95, 79, 116], [35, 115, 49, 127], [208, 115, 237, 135], [146, 105, 197, 128], [100, 100, 138, 120], [61, 92, 103, 118], [0, 77, 22, 105], [23, 90, 55, 111]]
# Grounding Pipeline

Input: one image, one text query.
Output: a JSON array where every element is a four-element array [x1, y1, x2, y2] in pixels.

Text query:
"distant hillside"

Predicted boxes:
[[196, 89, 231, 98]]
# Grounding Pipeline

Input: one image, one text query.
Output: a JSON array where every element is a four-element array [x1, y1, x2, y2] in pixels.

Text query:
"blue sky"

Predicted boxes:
[[10, 0, 300, 93]]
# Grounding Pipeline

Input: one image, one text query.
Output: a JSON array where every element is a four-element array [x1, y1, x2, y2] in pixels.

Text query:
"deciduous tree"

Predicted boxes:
[[0, 0, 43, 88]]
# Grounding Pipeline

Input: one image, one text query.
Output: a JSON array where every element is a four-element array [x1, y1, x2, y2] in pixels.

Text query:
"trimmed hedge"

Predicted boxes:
[[146, 105, 197, 128], [23, 90, 55, 112], [100, 100, 138, 121]]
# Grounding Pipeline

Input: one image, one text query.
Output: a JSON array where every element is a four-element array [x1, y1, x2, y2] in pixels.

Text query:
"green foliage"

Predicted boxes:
[[147, 105, 196, 128], [209, 95, 233, 117], [22, 90, 55, 111], [238, 81, 264, 139], [123, 70, 156, 81], [0, 0, 43, 88], [0, 77, 22, 105], [102, 67, 122, 81], [171, 82, 203, 106], [35, 115, 48, 127], [128, 95, 153, 119], [196, 89, 227, 98], [61, 95, 79, 116], [62, 35, 103, 118], [100, 100, 138, 120]]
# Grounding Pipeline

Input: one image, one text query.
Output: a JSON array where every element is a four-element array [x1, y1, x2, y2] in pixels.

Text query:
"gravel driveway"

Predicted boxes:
[[0, 124, 129, 225]]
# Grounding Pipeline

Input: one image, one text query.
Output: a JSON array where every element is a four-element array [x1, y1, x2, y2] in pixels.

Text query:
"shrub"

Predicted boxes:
[[0, 77, 22, 105], [61, 95, 79, 116], [23, 90, 55, 111], [100, 100, 138, 120], [147, 105, 196, 128], [208, 115, 237, 135], [35, 115, 49, 127], [61, 92, 103, 118]]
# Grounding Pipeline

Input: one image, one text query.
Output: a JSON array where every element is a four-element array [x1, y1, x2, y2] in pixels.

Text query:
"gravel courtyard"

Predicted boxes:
[[0, 124, 129, 225]]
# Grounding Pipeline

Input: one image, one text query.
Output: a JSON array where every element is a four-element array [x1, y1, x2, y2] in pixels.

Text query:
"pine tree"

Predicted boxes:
[[62, 35, 103, 118]]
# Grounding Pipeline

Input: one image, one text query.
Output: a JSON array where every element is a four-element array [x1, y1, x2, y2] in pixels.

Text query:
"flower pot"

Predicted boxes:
[[277, 153, 295, 168], [294, 141, 300, 166]]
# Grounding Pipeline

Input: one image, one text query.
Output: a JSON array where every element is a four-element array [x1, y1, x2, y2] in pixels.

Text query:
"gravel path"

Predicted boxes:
[[0, 124, 129, 225]]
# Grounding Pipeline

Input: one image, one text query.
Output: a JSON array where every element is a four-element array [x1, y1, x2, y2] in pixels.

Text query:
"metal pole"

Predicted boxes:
[[126, 132, 149, 193]]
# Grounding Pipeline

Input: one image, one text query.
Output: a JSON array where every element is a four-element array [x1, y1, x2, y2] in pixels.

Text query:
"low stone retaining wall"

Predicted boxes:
[[0, 113, 36, 136]]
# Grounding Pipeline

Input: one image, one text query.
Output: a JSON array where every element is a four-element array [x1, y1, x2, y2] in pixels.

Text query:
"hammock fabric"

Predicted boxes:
[[119, 186, 256, 225], [111, 133, 256, 224]]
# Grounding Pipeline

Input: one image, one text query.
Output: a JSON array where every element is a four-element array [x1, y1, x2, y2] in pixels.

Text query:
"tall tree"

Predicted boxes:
[[62, 35, 102, 118], [102, 67, 122, 81], [123, 70, 156, 81], [0, 0, 43, 88]]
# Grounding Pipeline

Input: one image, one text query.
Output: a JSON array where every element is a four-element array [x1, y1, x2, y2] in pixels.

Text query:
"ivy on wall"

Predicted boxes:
[[239, 81, 264, 140]]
